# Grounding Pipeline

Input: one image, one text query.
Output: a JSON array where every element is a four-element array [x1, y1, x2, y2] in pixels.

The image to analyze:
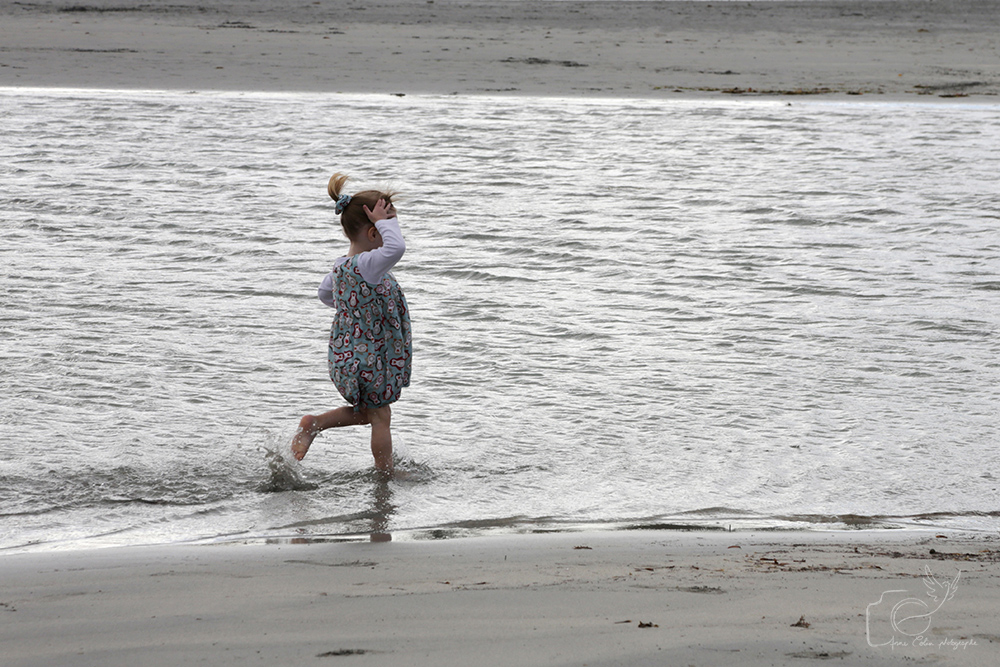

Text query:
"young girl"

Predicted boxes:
[[291, 173, 412, 473]]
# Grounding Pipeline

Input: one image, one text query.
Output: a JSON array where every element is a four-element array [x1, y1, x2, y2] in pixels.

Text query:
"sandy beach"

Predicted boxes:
[[2, 530, 997, 666], [3, 2, 999, 665], [1, 0, 998, 99]]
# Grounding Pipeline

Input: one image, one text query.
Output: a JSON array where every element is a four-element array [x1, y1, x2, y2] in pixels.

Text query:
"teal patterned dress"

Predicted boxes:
[[327, 255, 411, 409]]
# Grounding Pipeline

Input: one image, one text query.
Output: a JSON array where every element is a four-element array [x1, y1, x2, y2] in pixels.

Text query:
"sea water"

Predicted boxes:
[[1, 88, 998, 551]]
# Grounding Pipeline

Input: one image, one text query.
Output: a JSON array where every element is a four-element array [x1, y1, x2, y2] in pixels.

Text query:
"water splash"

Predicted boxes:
[[257, 433, 317, 493]]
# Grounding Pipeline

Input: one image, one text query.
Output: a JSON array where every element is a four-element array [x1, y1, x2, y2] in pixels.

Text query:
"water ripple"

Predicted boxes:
[[1, 89, 999, 550]]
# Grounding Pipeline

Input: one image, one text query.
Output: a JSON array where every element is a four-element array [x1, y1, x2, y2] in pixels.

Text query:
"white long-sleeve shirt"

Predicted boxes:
[[317, 217, 405, 308]]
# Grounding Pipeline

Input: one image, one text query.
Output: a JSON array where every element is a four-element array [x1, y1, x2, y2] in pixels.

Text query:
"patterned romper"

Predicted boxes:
[[328, 255, 412, 410]]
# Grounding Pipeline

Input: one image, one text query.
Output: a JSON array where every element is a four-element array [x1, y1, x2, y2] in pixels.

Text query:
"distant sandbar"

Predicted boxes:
[[1, 1, 998, 99]]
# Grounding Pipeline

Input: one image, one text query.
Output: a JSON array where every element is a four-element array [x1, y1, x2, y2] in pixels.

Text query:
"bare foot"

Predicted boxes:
[[291, 415, 319, 461]]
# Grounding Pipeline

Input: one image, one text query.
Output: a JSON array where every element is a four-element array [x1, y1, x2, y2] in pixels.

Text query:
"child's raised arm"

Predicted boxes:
[[356, 199, 405, 284]]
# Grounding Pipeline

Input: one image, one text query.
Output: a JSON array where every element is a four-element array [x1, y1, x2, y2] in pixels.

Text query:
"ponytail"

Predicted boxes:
[[328, 172, 349, 201]]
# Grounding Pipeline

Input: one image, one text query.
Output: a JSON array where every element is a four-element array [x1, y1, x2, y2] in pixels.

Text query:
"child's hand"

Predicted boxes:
[[364, 199, 397, 223]]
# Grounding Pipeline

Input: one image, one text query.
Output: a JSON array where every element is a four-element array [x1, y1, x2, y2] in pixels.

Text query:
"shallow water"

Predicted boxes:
[[1, 89, 999, 551]]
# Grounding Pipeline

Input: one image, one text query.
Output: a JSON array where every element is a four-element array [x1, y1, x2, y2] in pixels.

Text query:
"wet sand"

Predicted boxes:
[[1, 530, 998, 666], [1, 0, 998, 99]]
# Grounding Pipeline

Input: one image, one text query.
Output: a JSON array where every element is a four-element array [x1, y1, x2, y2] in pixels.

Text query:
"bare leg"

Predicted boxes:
[[366, 405, 393, 474], [291, 406, 369, 461]]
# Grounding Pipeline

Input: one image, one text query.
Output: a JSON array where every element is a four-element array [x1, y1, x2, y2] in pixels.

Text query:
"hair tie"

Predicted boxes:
[[335, 194, 352, 214]]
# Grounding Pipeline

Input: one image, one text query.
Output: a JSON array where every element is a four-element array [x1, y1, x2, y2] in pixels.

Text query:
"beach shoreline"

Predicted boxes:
[[2, 528, 997, 666], [1, 0, 998, 100]]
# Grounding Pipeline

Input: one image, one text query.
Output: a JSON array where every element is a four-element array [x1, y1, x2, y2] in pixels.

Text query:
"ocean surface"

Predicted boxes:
[[1, 88, 998, 552]]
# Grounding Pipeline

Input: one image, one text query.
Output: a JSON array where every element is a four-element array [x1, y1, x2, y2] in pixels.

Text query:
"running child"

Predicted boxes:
[[291, 173, 412, 473]]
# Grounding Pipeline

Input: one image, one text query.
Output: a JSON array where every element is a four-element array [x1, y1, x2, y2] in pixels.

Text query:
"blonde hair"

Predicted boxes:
[[328, 172, 397, 241]]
